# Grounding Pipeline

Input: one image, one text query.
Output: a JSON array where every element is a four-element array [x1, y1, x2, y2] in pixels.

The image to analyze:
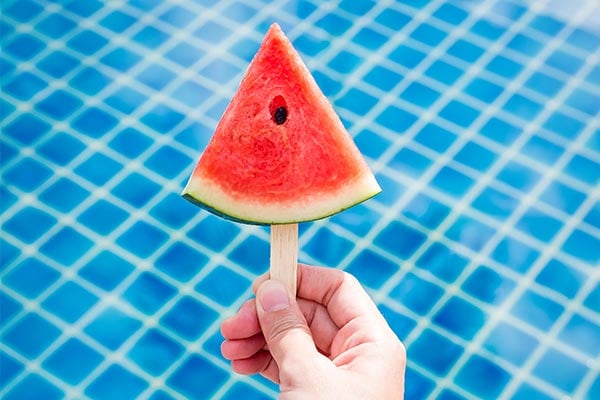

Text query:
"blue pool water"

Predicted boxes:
[[1, 0, 599, 399]]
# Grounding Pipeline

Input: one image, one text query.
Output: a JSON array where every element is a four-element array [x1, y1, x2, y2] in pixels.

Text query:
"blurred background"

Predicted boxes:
[[1, 0, 599, 399]]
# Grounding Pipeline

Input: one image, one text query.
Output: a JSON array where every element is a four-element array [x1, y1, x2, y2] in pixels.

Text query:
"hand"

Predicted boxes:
[[221, 264, 406, 399]]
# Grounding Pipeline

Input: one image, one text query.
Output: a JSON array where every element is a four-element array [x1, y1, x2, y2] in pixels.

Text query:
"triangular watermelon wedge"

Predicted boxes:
[[182, 23, 381, 225]]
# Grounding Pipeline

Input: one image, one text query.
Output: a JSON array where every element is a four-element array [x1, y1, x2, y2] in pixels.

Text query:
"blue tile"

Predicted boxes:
[[354, 128, 392, 159], [503, 93, 544, 120], [416, 242, 468, 283], [0, 184, 18, 214], [4, 71, 48, 101], [35, 89, 83, 120], [485, 54, 523, 79], [64, 0, 103, 16], [425, 59, 463, 85], [439, 99, 479, 128], [559, 313, 600, 357], [438, 389, 467, 400], [129, 0, 161, 11], [4, 157, 52, 192], [85, 364, 148, 400], [470, 19, 505, 41], [294, 32, 329, 57], [496, 160, 541, 192], [390, 147, 433, 179], [584, 201, 600, 228], [42, 281, 98, 323], [111, 172, 162, 207], [375, 104, 418, 134], [2, 206, 56, 244], [67, 29, 109, 55], [4, 373, 63, 400], [375, 8, 411, 30], [1, 313, 61, 358], [156, 242, 208, 282], [167, 355, 228, 399], [188, 215, 241, 252], [446, 215, 495, 252], [388, 44, 426, 69], [4, 0, 43, 21], [3, 258, 60, 299], [345, 249, 398, 290], [564, 154, 599, 185], [99, 10, 137, 33], [491, 234, 539, 273], [373, 172, 405, 207], [454, 141, 497, 172], [123, 271, 177, 315], [410, 22, 446, 47], [40, 226, 93, 265], [194, 20, 231, 43], [104, 85, 147, 114], [312, 69, 343, 96], [196, 266, 251, 306], [512, 290, 564, 331], [544, 48, 584, 75], [566, 87, 600, 116], [78, 199, 129, 235], [537, 258, 586, 300], [589, 376, 600, 399], [132, 26, 170, 48], [145, 145, 191, 179], [223, 382, 271, 400], [117, 221, 169, 259], [1, 141, 18, 167], [43, 338, 104, 384], [379, 303, 417, 337], [464, 77, 503, 103], [149, 391, 177, 400], [336, 87, 378, 115], [75, 153, 122, 186], [400, 81, 441, 108], [79, 251, 134, 291], [159, 5, 195, 26], [410, 328, 463, 375], [404, 367, 435, 399], [85, 306, 142, 350], [544, 111, 586, 141], [172, 80, 211, 108], [0, 97, 16, 119], [0, 291, 22, 324], [433, 296, 486, 340], [200, 58, 240, 85], [484, 321, 538, 365], [562, 228, 599, 264], [524, 71, 563, 97], [529, 14, 565, 36], [70, 66, 111, 96], [4, 33, 45, 60], [141, 103, 185, 134], [339, 0, 374, 14], [352, 26, 387, 49], [37, 50, 80, 78], [40, 177, 90, 213], [375, 221, 427, 259], [507, 33, 544, 56], [520, 134, 564, 165], [540, 180, 586, 215], [513, 383, 554, 400], [109, 127, 152, 158], [516, 206, 562, 242], [403, 192, 451, 229], [160, 296, 218, 341], [0, 350, 23, 387], [150, 193, 197, 229], [281, 0, 314, 20], [305, 227, 354, 266], [586, 64, 600, 86], [447, 39, 485, 63], [315, 12, 352, 35], [455, 355, 510, 398], [414, 122, 457, 153], [128, 329, 185, 376], [479, 116, 521, 146], [38, 132, 85, 166], [137, 64, 176, 91], [472, 186, 519, 220], [567, 27, 600, 52], [73, 106, 119, 138], [330, 203, 381, 237], [328, 50, 362, 74], [462, 265, 516, 304], [4, 113, 51, 145], [433, 2, 468, 24], [430, 166, 474, 198], [391, 272, 444, 314], [100, 47, 142, 72], [533, 347, 587, 393]]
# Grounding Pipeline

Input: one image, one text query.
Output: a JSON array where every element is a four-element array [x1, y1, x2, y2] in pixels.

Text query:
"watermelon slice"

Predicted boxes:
[[182, 23, 380, 225]]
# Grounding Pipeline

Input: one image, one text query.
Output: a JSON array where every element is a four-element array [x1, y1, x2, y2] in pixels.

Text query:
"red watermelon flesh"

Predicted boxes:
[[182, 23, 380, 224]]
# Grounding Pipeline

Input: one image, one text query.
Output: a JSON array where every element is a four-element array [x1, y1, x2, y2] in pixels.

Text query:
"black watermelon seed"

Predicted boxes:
[[274, 106, 287, 124]]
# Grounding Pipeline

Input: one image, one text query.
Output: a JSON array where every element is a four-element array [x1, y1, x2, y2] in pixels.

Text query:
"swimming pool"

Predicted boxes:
[[1, 0, 599, 399]]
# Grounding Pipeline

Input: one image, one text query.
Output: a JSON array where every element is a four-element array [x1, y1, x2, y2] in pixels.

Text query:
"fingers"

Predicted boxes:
[[230, 350, 280, 383], [221, 299, 261, 340], [221, 333, 266, 360]]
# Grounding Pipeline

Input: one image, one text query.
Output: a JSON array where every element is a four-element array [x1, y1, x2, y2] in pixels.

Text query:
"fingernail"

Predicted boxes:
[[258, 280, 290, 312]]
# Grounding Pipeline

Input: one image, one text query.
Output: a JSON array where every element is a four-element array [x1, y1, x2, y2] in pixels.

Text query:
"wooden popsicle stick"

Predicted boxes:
[[270, 223, 299, 295]]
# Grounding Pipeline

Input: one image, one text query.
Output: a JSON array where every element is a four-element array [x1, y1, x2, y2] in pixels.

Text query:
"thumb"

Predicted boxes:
[[255, 279, 318, 368]]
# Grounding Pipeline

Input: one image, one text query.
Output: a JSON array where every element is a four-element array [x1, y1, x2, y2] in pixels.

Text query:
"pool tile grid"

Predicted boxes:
[[2, 0, 600, 399]]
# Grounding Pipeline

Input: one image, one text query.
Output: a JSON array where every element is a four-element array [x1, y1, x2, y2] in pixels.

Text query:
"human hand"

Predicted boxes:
[[221, 264, 406, 399]]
